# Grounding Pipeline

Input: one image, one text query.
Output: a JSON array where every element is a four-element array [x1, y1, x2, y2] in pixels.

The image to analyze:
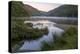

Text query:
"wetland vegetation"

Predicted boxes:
[[10, 1, 78, 52]]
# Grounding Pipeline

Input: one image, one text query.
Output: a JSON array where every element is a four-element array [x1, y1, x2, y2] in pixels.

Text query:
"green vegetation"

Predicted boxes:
[[24, 4, 43, 16], [10, 1, 78, 52], [48, 5, 78, 17], [11, 18, 48, 47], [11, 1, 48, 47], [11, 1, 30, 17], [10, 1, 78, 17], [41, 27, 78, 50]]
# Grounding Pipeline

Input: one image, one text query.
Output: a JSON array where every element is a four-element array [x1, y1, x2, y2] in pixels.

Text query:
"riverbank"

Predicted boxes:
[[41, 25, 78, 51], [54, 24, 77, 30], [11, 17, 78, 52]]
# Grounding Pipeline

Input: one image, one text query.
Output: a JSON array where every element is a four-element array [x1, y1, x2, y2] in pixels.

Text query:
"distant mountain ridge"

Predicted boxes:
[[11, 1, 78, 17], [47, 5, 78, 17], [24, 4, 47, 16], [24, 4, 78, 17], [24, 4, 41, 16]]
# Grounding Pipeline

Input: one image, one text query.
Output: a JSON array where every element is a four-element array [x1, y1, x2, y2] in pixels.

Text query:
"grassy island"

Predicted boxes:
[[11, 17, 48, 47]]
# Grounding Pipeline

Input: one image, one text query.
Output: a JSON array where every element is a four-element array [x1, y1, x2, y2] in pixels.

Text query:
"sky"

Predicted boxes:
[[23, 2, 62, 12]]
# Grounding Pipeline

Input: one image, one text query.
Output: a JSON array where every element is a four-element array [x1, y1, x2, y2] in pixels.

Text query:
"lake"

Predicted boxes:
[[15, 16, 78, 25]]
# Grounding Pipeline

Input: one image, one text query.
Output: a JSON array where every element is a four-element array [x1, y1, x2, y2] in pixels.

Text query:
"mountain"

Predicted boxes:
[[47, 5, 78, 17], [24, 4, 40, 16], [10, 1, 45, 17], [11, 1, 30, 17], [11, 1, 78, 17], [24, 4, 78, 17], [24, 4, 47, 16]]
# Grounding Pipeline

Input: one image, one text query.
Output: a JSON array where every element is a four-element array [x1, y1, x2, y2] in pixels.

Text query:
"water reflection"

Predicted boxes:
[[19, 20, 64, 51]]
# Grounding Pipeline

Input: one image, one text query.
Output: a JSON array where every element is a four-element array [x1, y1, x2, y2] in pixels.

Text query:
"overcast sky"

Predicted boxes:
[[23, 2, 62, 12]]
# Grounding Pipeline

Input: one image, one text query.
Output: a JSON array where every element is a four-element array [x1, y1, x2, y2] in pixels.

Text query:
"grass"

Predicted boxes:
[[11, 17, 48, 47], [55, 24, 77, 30], [41, 26, 78, 51], [11, 1, 30, 17]]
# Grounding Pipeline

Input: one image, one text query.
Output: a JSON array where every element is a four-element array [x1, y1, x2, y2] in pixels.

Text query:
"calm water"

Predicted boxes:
[[19, 20, 64, 51], [16, 16, 77, 20]]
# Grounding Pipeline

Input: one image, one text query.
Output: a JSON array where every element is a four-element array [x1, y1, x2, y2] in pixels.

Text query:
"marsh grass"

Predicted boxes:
[[11, 17, 48, 47], [41, 27, 78, 50]]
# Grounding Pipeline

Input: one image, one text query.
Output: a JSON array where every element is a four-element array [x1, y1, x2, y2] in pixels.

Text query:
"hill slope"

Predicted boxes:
[[24, 4, 47, 16], [11, 1, 30, 17], [47, 5, 78, 17], [11, 1, 78, 17]]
